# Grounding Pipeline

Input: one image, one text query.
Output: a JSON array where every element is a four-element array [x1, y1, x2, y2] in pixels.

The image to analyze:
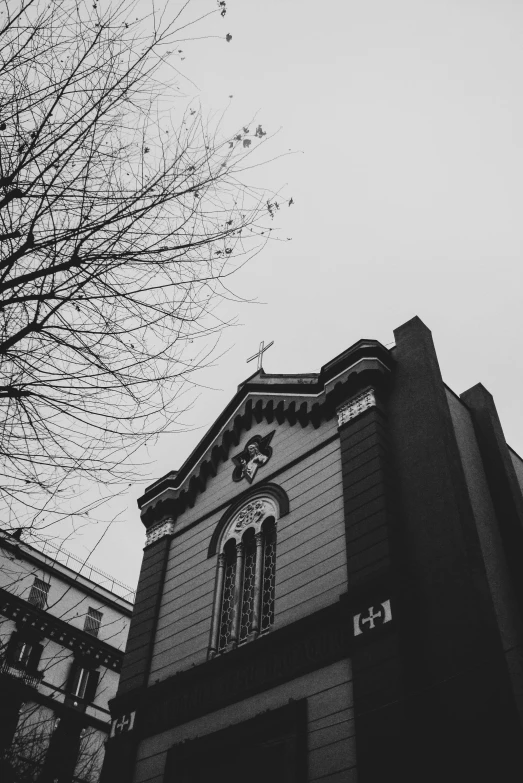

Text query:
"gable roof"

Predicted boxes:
[[138, 338, 394, 527]]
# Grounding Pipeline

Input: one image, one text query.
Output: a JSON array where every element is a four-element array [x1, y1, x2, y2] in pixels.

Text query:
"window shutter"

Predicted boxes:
[[66, 659, 81, 693], [5, 631, 20, 665], [84, 669, 100, 703], [84, 608, 103, 637], [27, 642, 43, 673], [28, 577, 50, 609]]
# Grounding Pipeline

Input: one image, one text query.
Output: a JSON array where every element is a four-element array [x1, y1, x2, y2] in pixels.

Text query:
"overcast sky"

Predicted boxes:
[[70, 0, 523, 588]]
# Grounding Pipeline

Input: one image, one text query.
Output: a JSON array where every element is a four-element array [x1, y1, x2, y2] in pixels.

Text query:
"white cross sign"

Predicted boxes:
[[110, 710, 136, 738], [353, 599, 392, 637]]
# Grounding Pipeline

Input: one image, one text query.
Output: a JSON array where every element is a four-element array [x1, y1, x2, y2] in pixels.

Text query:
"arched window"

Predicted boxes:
[[209, 497, 278, 657]]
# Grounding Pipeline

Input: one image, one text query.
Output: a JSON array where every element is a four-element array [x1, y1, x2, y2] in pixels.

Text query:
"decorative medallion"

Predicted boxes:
[[232, 498, 273, 533], [232, 432, 275, 484]]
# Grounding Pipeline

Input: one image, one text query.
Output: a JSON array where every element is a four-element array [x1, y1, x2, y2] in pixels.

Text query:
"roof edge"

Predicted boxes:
[[138, 338, 393, 513]]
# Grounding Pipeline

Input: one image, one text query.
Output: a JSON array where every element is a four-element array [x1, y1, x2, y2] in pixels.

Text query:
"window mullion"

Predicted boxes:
[[230, 541, 245, 647], [209, 552, 226, 658], [252, 531, 264, 637]]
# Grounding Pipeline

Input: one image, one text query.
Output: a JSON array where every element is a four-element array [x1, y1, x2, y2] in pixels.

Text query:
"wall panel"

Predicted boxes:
[[133, 660, 355, 783], [149, 425, 345, 681]]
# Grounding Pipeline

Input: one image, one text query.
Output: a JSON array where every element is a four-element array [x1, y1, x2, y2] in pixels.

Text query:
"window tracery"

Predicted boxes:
[[209, 496, 279, 657]]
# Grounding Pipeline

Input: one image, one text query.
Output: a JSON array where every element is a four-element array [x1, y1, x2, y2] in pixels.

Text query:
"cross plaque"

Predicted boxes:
[[110, 710, 136, 738], [353, 599, 392, 637], [361, 606, 383, 630]]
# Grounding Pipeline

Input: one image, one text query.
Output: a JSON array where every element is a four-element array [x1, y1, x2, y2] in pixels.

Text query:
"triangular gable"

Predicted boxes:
[[138, 339, 393, 528]]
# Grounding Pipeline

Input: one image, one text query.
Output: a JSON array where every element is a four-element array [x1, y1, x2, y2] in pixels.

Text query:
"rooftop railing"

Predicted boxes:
[[27, 533, 135, 603]]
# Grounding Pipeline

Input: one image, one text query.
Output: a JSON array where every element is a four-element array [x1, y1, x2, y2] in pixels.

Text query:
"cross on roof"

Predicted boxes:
[[246, 340, 274, 371]]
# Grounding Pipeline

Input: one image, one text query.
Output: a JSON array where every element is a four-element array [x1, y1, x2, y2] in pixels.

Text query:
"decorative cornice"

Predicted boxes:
[[0, 587, 124, 672], [139, 341, 394, 527], [109, 598, 351, 739], [0, 535, 134, 614], [145, 520, 175, 547], [337, 387, 377, 428]]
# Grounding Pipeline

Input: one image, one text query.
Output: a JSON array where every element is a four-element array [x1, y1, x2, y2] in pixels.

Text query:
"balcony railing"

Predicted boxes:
[[0, 659, 44, 689]]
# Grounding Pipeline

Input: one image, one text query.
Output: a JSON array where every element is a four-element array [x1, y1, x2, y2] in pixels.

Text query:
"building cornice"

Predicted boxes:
[[0, 535, 134, 614], [108, 586, 396, 740], [110, 596, 351, 737], [0, 587, 124, 672]]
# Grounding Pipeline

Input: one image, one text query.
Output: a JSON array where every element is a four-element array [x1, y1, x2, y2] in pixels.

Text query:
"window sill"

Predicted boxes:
[[210, 627, 273, 659]]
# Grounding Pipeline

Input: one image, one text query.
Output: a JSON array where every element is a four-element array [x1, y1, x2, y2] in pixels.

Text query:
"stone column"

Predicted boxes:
[[208, 553, 226, 658], [230, 541, 244, 647], [251, 531, 264, 637]]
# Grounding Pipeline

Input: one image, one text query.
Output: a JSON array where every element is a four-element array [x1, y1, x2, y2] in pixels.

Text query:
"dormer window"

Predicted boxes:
[[209, 496, 278, 657]]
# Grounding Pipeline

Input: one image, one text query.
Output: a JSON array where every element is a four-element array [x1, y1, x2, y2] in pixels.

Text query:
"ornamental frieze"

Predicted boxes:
[[0, 587, 123, 671], [336, 388, 377, 427], [125, 600, 350, 740]]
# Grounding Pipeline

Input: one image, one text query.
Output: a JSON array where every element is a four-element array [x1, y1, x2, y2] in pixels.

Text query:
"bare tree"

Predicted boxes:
[[0, 0, 277, 533], [1, 697, 106, 782]]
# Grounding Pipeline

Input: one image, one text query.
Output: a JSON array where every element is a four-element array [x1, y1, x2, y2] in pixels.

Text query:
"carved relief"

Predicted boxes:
[[233, 499, 267, 532], [232, 432, 275, 484], [222, 497, 278, 546], [145, 520, 174, 546], [336, 388, 376, 427]]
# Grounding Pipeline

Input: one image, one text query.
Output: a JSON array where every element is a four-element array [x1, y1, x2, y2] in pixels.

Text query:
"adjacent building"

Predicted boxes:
[[0, 529, 134, 782], [103, 316, 523, 782]]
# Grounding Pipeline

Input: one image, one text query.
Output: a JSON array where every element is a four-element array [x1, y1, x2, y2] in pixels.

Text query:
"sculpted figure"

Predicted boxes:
[[243, 443, 268, 480], [232, 432, 274, 484]]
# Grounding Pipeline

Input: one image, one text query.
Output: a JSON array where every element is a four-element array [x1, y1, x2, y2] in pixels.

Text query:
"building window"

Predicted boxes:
[[28, 577, 50, 609], [5, 631, 43, 673], [73, 666, 90, 699], [209, 496, 278, 657], [13, 638, 32, 668], [67, 661, 100, 703], [84, 608, 103, 637]]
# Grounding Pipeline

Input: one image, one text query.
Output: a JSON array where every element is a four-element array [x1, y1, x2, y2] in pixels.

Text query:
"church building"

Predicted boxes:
[[102, 316, 523, 782]]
